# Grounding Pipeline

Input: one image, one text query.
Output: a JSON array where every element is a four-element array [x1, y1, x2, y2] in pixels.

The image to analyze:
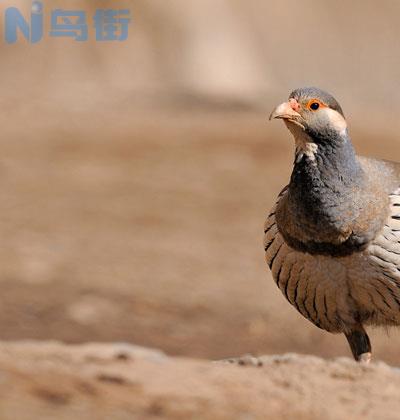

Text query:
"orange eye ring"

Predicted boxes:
[[307, 99, 326, 111]]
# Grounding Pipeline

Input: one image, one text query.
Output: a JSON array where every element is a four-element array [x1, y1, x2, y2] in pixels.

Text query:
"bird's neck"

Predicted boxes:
[[277, 130, 367, 254], [290, 132, 362, 201]]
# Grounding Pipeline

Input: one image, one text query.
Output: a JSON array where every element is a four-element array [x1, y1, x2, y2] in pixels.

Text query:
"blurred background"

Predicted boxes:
[[1, 0, 400, 364]]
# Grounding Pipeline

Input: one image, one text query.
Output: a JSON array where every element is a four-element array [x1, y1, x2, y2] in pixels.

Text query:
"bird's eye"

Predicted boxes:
[[309, 102, 320, 111]]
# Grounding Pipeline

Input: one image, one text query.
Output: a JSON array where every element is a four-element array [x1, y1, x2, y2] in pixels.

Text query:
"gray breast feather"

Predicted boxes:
[[264, 186, 400, 333]]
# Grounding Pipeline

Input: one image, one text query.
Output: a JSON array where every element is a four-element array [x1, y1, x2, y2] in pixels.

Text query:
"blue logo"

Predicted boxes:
[[4, 1, 131, 44]]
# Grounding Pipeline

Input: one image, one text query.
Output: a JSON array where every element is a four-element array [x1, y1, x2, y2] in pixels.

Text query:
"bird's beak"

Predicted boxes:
[[269, 99, 301, 121]]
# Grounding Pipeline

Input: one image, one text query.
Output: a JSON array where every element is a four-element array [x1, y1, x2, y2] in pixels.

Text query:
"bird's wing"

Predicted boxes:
[[357, 155, 400, 194], [357, 155, 400, 274], [264, 185, 288, 263]]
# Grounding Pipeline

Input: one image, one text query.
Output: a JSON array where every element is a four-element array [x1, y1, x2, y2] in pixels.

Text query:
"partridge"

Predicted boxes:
[[266, 87, 400, 363]]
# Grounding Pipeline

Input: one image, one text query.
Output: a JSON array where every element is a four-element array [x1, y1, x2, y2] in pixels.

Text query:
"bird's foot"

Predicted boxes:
[[345, 327, 372, 363], [358, 352, 372, 364], [216, 354, 263, 367]]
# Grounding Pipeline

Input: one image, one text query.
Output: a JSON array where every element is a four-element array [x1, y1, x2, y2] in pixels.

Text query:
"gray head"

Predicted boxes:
[[270, 87, 349, 159], [289, 87, 344, 117]]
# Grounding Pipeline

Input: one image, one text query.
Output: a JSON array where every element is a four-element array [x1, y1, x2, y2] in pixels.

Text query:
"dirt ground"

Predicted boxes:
[[1, 101, 400, 366], [1, 341, 400, 420]]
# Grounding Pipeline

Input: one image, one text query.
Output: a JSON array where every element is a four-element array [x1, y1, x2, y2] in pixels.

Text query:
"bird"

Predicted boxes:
[[266, 87, 400, 363]]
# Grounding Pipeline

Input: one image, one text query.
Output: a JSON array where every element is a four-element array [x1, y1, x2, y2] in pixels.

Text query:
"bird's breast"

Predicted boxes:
[[275, 182, 388, 257], [265, 186, 400, 332]]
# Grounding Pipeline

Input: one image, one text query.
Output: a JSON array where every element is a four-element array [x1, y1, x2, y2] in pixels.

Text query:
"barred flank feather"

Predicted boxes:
[[265, 187, 400, 333]]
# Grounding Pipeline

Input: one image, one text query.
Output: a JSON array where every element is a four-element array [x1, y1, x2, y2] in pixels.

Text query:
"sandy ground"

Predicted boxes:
[[1, 340, 400, 420], [1, 104, 400, 365]]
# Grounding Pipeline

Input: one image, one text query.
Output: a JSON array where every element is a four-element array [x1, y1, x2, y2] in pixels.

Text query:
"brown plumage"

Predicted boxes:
[[266, 87, 400, 362]]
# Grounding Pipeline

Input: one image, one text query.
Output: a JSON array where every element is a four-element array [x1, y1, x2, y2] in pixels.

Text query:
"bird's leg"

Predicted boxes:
[[344, 326, 371, 363]]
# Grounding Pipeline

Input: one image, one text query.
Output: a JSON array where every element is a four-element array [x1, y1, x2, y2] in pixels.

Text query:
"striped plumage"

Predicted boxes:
[[265, 183, 400, 331], [267, 87, 400, 362]]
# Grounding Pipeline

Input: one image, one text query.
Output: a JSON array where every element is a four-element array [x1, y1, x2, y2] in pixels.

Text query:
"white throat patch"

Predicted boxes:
[[295, 138, 319, 162], [284, 120, 318, 162]]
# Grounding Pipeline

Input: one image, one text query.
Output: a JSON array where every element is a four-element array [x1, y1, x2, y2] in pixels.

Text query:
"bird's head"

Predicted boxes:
[[270, 87, 348, 159]]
